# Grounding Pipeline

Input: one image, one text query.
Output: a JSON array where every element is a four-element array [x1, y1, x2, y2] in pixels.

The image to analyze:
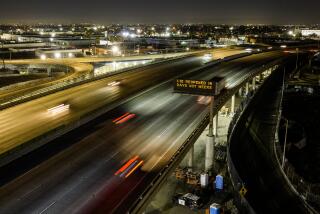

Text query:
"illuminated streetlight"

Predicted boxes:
[[112, 46, 119, 53], [54, 52, 62, 59], [122, 32, 129, 37], [130, 33, 136, 38], [40, 54, 47, 60], [68, 53, 74, 58], [112, 46, 120, 56]]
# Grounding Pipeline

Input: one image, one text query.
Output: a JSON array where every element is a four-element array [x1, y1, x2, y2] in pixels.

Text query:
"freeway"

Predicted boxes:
[[0, 48, 244, 160], [0, 51, 289, 214], [0, 49, 243, 109], [0, 52, 199, 101]]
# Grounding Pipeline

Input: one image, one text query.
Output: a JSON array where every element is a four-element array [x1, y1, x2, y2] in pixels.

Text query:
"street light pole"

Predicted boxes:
[[282, 119, 289, 169]]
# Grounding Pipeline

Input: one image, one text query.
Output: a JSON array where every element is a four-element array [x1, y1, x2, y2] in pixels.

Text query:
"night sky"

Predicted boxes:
[[0, 0, 319, 24]]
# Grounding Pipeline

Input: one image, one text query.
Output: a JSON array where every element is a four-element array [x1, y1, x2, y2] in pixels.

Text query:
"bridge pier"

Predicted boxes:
[[213, 115, 218, 137], [230, 95, 235, 115], [238, 87, 243, 97], [205, 136, 215, 171], [208, 97, 214, 137], [252, 77, 256, 91], [188, 145, 194, 169], [245, 82, 249, 95], [260, 73, 264, 82], [47, 66, 52, 77]]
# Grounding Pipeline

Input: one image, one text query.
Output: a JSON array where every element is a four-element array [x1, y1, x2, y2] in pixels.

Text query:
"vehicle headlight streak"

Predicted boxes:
[[47, 104, 70, 115]]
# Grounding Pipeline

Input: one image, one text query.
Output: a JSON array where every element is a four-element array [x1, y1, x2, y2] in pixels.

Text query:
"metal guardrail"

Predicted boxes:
[[226, 65, 280, 214], [227, 55, 318, 213], [274, 88, 320, 212]]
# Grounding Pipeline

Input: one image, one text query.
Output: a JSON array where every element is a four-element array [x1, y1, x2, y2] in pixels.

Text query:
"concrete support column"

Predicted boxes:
[[245, 82, 249, 95], [238, 87, 243, 97], [205, 136, 215, 171], [231, 95, 235, 115], [188, 146, 194, 169], [260, 73, 264, 82], [47, 67, 52, 77], [213, 115, 218, 137], [252, 77, 256, 91], [208, 97, 214, 137]]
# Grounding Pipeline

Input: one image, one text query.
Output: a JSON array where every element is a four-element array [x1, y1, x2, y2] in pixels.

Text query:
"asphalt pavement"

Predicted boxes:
[[0, 51, 287, 214]]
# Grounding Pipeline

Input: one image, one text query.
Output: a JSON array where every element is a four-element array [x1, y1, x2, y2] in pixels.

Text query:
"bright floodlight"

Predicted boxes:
[[68, 53, 74, 58], [51, 32, 56, 37], [280, 45, 287, 48], [122, 32, 129, 37], [40, 54, 47, 60], [54, 52, 62, 59], [112, 46, 120, 53]]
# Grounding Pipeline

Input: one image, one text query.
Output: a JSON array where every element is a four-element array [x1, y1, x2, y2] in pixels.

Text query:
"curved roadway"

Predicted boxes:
[[0, 51, 287, 214], [228, 62, 310, 213]]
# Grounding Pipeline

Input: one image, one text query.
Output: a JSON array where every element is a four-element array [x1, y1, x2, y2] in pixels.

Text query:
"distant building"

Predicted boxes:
[[218, 37, 244, 46], [35, 49, 83, 59], [301, 29, 320, 37]]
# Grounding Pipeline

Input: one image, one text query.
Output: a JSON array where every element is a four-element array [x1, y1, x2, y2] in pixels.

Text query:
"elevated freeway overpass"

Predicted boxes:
[[0, 49, 245, 110], [227, 59, 315, 213], [0, 51, 294, 214]]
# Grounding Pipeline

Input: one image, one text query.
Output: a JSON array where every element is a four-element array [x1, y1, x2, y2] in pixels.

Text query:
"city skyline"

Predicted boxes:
[[1, 0, 320, 25]]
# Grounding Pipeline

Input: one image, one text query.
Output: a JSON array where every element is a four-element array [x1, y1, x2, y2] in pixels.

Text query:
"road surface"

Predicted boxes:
[[228, 63, 310, 213], [0, 51, 288, 214], [0, 49, 244, 108], [0, 49, 244, 158]]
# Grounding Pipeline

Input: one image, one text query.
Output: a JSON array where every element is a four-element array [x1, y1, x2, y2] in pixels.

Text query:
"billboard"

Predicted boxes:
[[174, 79, 216, 96]]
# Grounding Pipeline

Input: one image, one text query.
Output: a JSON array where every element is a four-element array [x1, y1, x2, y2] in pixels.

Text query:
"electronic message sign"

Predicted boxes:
[[174, 79, 216, 96]]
